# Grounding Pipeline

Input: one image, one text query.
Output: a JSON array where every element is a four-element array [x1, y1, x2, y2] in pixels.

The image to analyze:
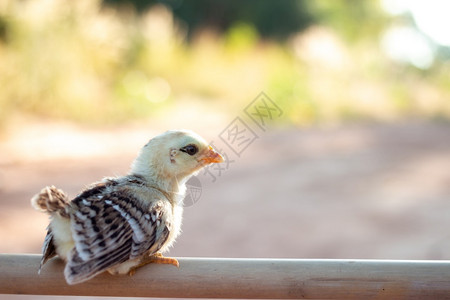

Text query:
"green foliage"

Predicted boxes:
[[308, 0, 389, 43]]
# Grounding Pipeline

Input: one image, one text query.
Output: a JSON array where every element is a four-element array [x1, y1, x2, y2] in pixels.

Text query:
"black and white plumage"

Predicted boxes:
[[31, 130, 223, 285]]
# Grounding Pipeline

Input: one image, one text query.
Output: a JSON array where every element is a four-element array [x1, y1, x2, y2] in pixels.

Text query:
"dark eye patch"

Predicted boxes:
[[180, 144, 198, 156]]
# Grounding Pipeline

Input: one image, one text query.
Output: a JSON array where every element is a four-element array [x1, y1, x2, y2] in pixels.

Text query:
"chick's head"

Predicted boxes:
[[131, 130, 223, 182]]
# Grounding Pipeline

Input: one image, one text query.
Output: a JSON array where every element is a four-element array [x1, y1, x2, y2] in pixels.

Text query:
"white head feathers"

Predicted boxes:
[[130, 129, 223, 193]]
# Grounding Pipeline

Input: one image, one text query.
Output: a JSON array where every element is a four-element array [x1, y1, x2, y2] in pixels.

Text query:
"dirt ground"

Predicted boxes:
[[1, 120, 449, 260], [0, 120, 450, 299]]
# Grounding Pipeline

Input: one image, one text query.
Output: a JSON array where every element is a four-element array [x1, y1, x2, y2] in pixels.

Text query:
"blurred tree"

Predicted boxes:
[[103, 0, 316, 40], [0, 16, 10, 43]]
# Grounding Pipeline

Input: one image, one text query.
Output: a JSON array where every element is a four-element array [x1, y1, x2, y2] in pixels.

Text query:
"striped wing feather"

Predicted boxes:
[[64, 187, 171, 285]]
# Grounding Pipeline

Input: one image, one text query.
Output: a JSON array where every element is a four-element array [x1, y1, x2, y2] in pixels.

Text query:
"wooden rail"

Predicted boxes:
[[0, 254, 449, 299]]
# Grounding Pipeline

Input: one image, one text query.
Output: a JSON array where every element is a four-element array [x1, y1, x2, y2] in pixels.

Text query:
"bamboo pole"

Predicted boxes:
[[0, 254, 449, 299]]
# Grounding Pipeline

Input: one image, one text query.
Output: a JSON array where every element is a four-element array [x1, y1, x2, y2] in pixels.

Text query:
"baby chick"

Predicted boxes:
[[31, 129, 223, 285]]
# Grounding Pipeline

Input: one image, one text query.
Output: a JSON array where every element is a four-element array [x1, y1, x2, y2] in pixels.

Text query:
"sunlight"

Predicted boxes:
[[381, 0, 450, 68], [409, 0, 450, 47], [382, 0, 450, 47], [381, 26, 434, 69]]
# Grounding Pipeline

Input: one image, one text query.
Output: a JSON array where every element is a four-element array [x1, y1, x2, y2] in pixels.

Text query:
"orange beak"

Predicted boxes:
[[200, 145, 224, 164]]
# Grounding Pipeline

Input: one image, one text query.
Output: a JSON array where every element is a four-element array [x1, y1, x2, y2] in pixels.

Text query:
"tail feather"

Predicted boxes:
[[39, 228, 57, 274], [31, 186, 70, 218]]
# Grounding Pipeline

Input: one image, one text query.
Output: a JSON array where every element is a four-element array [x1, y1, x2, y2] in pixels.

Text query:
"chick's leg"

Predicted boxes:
[[128, 253, 179, 276]]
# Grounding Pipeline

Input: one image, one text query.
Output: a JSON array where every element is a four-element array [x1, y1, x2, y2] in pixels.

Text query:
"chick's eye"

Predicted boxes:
[[180, 144, 198, 156]]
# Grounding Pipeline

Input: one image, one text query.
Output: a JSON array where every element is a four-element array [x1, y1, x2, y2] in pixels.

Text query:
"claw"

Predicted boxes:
[[127, 253, 179, 276]]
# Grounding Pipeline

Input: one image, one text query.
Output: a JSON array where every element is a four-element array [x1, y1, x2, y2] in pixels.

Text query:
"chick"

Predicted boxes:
[[31, 130, 223, 285]]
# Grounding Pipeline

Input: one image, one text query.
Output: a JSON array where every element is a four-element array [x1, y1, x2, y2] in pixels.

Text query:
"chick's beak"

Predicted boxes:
[[200, 146, 224, 164]]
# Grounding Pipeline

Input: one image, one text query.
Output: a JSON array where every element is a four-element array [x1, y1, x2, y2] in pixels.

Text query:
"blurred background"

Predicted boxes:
[[1, 0, 450, 297]]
